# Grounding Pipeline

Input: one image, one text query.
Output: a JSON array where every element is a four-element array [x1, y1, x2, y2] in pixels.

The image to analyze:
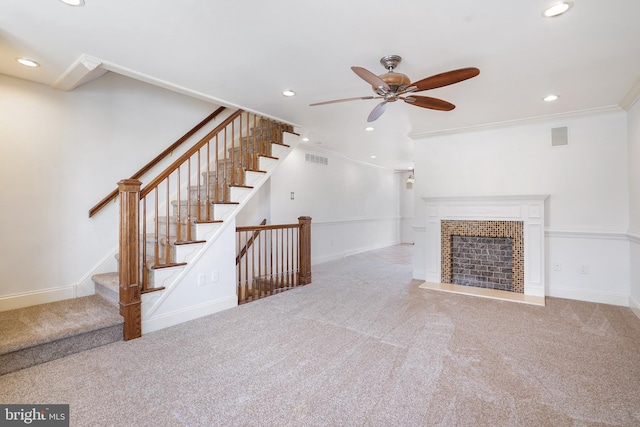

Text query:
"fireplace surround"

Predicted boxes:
[[422, 195, 548, 298], [442, 220, 523, 293]]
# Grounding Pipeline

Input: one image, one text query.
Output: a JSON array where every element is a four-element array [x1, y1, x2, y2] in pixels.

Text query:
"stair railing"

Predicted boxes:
[[118, 109, 292, 339], [90, 107, 226, 218], [236, 216, 312, 304], [236, 218, 267, 265]]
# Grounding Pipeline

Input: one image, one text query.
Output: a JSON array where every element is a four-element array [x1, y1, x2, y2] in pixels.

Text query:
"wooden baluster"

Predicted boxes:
[[269, 228, 274, 294], [154, 188, 159, 268], [237, 231, 242, 303], [214, 134, 220, 203], [164, 180, 171, 264], [205, 140, 210, 220], [141, 197, 147, 291], [237, 116, 243, 185], [298, 216, 312, 285], [118, 179, 142, 341]]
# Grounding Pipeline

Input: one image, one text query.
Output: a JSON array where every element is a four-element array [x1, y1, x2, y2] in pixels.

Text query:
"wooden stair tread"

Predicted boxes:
[[195, 219, 224, 224]]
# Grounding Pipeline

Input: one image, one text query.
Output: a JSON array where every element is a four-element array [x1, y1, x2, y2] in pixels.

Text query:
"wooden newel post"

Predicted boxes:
[[118, 179, 142, 340], [298, 216, 312, 285]]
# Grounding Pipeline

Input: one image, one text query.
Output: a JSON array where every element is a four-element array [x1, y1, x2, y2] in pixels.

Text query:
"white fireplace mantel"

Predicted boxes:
[[421, 194, 549, 297]]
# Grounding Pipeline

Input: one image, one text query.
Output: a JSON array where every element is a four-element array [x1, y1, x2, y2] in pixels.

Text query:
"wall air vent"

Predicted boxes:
[[551, 126, 568, 147], [305, 153, 329, 166]]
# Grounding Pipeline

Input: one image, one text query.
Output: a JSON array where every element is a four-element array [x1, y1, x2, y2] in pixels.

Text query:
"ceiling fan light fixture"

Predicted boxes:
[[16, 57, 40, 67], [282, 90, 296, 97], [301, 137, 309, 142], [543, 1, 573, 17]]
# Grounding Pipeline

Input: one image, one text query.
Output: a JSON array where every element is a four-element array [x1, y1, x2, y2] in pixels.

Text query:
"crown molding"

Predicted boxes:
[[52, 54, 107, 91], [410, 105, 623, 140], [619, 75, 640, 110]]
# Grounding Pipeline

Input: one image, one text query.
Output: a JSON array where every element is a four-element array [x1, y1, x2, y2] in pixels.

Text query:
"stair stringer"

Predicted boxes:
[[140, 132, 298, 334]]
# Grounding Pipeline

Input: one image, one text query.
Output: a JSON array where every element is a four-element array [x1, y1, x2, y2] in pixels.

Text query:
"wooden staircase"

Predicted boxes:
[[106, 109, 296, 339]]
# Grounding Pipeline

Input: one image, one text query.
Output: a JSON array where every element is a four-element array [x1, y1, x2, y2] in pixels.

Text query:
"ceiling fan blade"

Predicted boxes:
[[404, 96, 455, 111], [367, 101, 388, 122], [408, 67, 480, 92], [310, 96, 375, 106], [351, 66, 390, 92]]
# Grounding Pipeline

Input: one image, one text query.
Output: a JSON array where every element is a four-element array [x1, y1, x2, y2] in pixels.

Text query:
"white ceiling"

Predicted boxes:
[[2, 0, 640, 170]]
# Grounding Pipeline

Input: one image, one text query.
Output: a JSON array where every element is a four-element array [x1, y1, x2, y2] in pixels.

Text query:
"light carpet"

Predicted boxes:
[[1, 245, 639, 426]]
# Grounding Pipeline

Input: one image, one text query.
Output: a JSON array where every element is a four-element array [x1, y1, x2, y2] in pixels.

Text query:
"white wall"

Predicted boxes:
[[0, 73, 219, 309], [269, 145, 402, 264], [399, 171, 415, 244], [412, 110, 631, 305], [628, 99, 640, 315]]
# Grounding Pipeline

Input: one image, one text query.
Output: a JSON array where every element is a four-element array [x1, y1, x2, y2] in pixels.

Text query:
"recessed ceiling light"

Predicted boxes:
[[543, 94, 559, 102], [365, 127, 374, 131], [371, 155, 377, 159], [301, 137, 309, 142], [543, 1, 573, 18], [282, 90, 295, 97], [16, 58, 40, 67], [60, 0, 85, 6]]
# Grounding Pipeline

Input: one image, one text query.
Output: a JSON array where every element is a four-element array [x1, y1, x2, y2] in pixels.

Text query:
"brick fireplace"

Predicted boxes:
[[442, 220, 524, 293], [422, 195, 548, 298]]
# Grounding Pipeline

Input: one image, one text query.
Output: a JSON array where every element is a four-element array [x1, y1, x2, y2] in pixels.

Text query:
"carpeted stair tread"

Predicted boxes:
[[93, 272, 120, 308], [0, 295, 122, 356]]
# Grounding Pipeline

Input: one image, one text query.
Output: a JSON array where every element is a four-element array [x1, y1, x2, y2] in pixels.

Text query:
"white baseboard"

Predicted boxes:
[[141, 295, 237, 334], [0, 286, 75, 312], [75, 246, 119, 297], [630, 295, 640, 320], [547, 286, 629, 307]]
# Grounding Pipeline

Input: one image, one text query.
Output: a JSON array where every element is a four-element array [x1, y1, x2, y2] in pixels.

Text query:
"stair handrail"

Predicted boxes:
[[140, 109, 243, 199], [89, 106, 227, 218], [236, 218, 267, 265]]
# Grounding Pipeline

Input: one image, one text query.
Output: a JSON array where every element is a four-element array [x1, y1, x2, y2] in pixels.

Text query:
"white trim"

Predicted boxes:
[[545, 229, 629, 240], [74, 245, 119, 297], [52, 54, 107, 91], [422, 194, 549, 203], [547, 286, 629, 307], [0, 286, 75, 312], [630, 296, 640, 320], [629, 232, 640, 244], [620, 76, 640, 110], [313, 217, 402, 226], [142, 296, 237, 334], [410, 106, 622, 139], [98, 57, 299, 128]]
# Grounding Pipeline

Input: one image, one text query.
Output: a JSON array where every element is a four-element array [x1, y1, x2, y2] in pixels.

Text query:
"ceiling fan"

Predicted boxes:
[[310, 55, 479, 122]]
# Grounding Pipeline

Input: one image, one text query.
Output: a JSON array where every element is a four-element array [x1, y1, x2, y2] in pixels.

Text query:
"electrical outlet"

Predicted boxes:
[[580, 265, 588, 274], [212, 271, 219, 282]]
